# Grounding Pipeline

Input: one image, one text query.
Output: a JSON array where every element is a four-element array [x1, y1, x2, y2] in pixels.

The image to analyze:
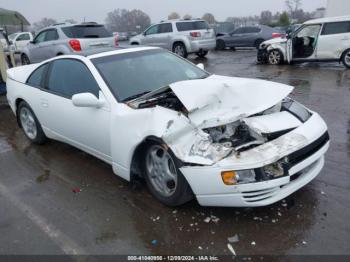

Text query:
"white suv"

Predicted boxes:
[[258, 16, 350, 68], [129, 19, 216, 58]]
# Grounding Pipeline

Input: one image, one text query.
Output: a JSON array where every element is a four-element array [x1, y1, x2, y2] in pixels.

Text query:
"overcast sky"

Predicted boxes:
[[1, 0, 327, 24]]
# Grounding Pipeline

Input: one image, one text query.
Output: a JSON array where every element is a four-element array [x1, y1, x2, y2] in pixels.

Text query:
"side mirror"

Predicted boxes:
[[197, 63, 205, 70], [72, 93, 104, 108], [30, 40, 35, 44]]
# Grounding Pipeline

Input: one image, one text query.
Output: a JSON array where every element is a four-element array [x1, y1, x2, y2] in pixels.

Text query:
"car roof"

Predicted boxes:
[[83, 46, 160, 59], [304, 15, 350, 25]]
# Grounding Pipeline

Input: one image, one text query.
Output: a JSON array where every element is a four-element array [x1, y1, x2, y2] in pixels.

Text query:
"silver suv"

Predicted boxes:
[[21, 22, 117, 64], [129, 19, 216, 58]]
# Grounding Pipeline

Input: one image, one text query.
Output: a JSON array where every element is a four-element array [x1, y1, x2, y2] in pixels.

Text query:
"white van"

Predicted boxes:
[[258, 16, 350, 68]]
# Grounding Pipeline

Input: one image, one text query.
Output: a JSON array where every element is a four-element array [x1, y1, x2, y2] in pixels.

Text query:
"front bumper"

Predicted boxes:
[[180, 113, 329, 207], [188, 39, 216, 53]]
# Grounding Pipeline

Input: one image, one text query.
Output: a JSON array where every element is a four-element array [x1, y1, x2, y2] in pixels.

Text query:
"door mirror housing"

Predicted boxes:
[[197, 63, 205, 70], [72, 93, 104, 108]]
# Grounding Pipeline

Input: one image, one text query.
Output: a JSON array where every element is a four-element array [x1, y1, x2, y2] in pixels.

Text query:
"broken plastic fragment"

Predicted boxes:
[[72, 187, 81, 193], [227, 243, 236, 256], [251, 241, 256, 246], [151, 239, 157, 246], [228, 234, 239, 243], [204, 217, 211, 223]]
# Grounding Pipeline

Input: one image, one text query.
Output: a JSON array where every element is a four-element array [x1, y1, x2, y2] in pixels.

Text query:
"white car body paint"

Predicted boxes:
[[6, 47, 329, 207]]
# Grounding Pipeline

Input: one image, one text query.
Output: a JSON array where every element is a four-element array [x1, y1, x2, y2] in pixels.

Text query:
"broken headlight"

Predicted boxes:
[[221, 169, 256, 185]]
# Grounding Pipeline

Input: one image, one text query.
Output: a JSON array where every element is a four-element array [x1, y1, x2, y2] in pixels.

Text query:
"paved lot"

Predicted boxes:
[[0, 50, 349, 256]]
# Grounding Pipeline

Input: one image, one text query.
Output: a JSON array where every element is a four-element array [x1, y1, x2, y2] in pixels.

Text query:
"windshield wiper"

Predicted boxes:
[[122, 91, 152, 102]]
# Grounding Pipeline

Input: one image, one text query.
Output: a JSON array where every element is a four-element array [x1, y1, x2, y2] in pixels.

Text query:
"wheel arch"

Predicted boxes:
[[15, 98, 25, 127], [129, 136, 168, 181]]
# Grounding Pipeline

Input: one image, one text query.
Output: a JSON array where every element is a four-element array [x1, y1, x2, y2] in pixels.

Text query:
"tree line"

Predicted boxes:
[[31, 0, 322, 32]]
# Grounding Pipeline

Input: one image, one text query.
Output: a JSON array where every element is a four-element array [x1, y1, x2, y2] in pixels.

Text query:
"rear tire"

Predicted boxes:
[[341, 49, 350, 69], [21, 54, 30, 65], [143, 142, 193, 206], [216, 39, 226, 50], [196, 50, 208, 58], [268, 49, 283, 65], [18, 101, 47, 144], [173, 42, 188, 58], [131, 42, 139, 45]]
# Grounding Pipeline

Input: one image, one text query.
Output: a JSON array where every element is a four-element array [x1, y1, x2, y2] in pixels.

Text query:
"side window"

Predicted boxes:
[[246, 27, 260, 33], [27, 63, 49, 88], [297, 25, 321, 38], [321, 22, 350, 35], [159, 23, 173, 33], [145, 25, 159, 35], [45, 30, 59, 41], [17, 33, 30, 41], [34, 31, 47, 43], [233, 28, 245, 34], [47, 59, 100, 98]]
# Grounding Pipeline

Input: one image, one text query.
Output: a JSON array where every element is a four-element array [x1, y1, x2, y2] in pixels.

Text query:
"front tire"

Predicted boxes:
[[341, 49, 350, 69], [21, 54, 30, 65], [173, 42, 188, 58], [18, 101, 47, 144], [268, 50, 283, 65], [196, 50, 208, 58], [143, 142, 193, 206]]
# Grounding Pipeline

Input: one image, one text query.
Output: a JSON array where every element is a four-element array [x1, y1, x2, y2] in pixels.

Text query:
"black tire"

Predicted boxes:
[[173, 42, 188, 58], [21, 54, 30, 65], [341, 49, 350, 69], [196, 50, 208, 58], [268, 49, 284, 65], [216, 39, 226, 50], [17, 101, 47, 144], [131, 42, 139, 45], [143, 142, 193, 206], [254, 39, 265, 49]]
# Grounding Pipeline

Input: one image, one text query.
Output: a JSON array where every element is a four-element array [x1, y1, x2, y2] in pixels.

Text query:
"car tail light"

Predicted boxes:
[[190, 32, 201, 37], [272, 33, 284, 38], [114, 35, 119, 47], [69, 39, 81, 51]]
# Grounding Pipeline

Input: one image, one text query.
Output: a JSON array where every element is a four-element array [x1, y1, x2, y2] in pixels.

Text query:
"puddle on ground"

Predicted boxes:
[[36, 169, 50, 183]]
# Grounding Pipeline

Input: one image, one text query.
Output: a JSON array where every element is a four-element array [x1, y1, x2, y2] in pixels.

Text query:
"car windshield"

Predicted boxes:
[[92, 49, 209, 102]]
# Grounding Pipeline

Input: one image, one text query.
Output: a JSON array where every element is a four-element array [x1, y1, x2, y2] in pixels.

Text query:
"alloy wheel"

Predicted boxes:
[[146, 145, 178, 197], [268, 50, 281, 65], [20, 107, 37, 140]]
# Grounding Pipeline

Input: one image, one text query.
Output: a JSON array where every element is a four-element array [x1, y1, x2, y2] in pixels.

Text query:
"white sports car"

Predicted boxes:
[[6, 47, 329, 207]]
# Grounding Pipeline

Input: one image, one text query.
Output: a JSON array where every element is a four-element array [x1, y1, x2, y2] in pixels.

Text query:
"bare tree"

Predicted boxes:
[[168, 12, 180, 20], [260, 11, 273, 25], [183, 14, 192, 20], [64, 19, 77, 24], [285, 0, 302, 19], [202, 13, 216, 25], [105, 9, 151, 33], [32, 17, 57, 31]]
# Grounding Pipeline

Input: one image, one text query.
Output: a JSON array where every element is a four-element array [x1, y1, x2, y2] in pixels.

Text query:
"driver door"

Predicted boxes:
[[142, 24, 160, 46], [39, 58, 112, 162], [28, 30, 48, 62]]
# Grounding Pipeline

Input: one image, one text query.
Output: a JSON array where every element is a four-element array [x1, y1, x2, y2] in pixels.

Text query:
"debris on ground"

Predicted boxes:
[[211, 215, 220, 223], [272, 219, 277, 223], [198, 246, 203, 250], [228, 234, 239, 243], [72, 187, 81, 193], [172, 210, 178, 214], [277, 212, 282, 217], [251, 241, 256, 246], [302, 241, 307, 245], [321, 191, 326, 195], [151, 239, 157, 246], [204, 217, 211, 223], [227, 243, 236, 256]]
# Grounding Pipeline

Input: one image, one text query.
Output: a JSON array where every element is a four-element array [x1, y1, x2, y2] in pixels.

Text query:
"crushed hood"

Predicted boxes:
[[263, 37, 287, 46], [169, 75, 293, 128]]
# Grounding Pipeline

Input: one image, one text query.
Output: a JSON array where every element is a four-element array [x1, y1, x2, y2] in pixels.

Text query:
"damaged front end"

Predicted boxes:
[[128, 76, 315, 172]]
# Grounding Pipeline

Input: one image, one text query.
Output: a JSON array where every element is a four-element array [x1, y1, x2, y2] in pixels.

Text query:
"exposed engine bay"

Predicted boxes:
[[132, 89, 311, 154]]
